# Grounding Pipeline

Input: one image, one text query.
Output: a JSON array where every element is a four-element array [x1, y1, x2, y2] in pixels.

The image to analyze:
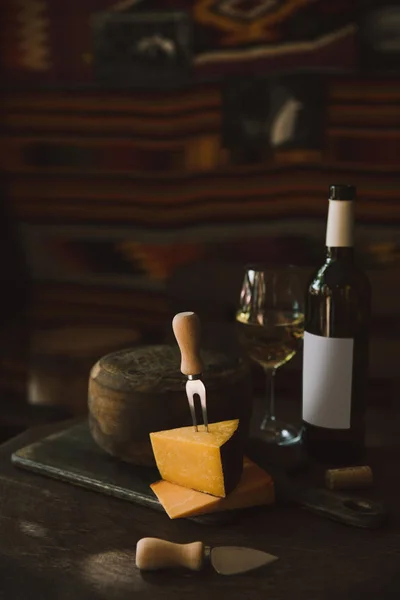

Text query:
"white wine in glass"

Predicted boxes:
[[236, 267, 304, 445], [236, 309, 304, 370]]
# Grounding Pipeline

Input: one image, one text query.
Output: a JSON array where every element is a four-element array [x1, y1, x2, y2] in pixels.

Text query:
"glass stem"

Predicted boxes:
[[262, 368, 276, 429]]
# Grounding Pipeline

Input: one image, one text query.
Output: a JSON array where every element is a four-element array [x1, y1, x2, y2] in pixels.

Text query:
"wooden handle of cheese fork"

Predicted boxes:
[[136, 538, 204, 571], [172, 312, 204, 376]]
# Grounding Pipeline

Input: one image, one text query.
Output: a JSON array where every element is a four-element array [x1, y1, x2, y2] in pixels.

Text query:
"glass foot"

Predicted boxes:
[[260, 418, 302, 446]]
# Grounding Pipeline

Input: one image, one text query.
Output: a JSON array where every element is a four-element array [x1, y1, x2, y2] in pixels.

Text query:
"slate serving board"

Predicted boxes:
[[12, 421, 163, 510], [11, 420, 387, 529], [10, 420, 244, 524]]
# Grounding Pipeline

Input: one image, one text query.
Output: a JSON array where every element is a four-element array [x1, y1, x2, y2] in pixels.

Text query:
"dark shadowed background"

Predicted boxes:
[[1, 0, 399, 440]]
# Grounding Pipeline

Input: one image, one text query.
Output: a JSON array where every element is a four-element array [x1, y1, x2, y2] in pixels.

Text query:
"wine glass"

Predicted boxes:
[[236, 265, 304, 445]]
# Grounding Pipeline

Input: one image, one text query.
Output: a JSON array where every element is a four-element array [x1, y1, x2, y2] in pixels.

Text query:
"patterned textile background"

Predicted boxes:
[[1, 0, 400, 413]]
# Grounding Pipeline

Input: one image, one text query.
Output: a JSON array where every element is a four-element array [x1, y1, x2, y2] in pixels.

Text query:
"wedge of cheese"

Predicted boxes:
[[150, 457, 275, 519], [149, 419, 243, 497]]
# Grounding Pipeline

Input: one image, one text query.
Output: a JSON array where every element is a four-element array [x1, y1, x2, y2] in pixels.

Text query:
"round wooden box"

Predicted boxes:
[[88, 345, 252, 467]]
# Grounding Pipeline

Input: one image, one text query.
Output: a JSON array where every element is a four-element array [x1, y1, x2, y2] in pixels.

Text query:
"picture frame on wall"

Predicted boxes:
[[91, 10, 193, 88], [358, 1, 400, 74]]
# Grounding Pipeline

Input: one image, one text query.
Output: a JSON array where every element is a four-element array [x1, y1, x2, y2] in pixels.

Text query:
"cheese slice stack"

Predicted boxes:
[[151, 456, 275, 519], [150, 419, 243, 497]]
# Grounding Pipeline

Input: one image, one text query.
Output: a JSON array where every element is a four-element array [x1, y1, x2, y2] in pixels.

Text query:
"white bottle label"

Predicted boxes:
[[302, 331, 354, 429]]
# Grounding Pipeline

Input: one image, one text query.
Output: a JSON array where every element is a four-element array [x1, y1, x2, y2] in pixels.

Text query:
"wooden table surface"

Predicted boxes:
[[0, 409, 400, 600]]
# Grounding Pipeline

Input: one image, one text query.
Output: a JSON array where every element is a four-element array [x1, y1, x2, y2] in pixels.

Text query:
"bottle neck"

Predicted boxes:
[[326, 247, 354, 261], [325, 199, 354, 250]]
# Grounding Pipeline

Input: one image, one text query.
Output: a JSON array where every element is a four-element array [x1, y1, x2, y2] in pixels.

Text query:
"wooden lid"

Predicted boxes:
[[91, 344, 249, 394]]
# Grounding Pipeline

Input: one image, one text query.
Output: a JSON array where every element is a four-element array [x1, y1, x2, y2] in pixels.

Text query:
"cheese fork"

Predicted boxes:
[[172, 311, 208, 432]]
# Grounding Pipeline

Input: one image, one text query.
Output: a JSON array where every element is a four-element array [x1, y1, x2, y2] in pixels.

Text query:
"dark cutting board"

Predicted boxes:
[[10, 420, 247, 524], [12, 421, 163, 511], [11, 420, 388, 529]]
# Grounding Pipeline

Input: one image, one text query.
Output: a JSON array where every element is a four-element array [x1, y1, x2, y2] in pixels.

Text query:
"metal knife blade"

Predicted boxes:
[[210, 546, 278, 575]]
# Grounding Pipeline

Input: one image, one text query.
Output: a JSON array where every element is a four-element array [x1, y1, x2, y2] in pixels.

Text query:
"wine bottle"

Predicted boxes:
[[301, 184, 371, 466]]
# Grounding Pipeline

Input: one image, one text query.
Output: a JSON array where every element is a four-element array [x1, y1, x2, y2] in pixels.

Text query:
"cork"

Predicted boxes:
[[325, 466, 374, 491]]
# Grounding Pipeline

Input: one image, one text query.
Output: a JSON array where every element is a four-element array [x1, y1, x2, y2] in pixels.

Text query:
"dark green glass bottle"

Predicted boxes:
[[302, 184, 371, 466]]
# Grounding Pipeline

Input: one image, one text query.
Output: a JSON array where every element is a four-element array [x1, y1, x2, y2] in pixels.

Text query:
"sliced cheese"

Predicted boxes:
[[150, 457, 274, 519], [149, 419, 243, 497]]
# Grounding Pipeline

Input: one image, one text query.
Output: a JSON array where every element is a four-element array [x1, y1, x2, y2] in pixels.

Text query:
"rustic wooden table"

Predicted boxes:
[[0, 408, 399, 600]]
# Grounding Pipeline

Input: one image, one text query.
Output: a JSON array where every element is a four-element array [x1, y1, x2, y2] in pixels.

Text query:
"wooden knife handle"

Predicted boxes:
[[136, 537, 204, 571], [172, 312, 204, 376]]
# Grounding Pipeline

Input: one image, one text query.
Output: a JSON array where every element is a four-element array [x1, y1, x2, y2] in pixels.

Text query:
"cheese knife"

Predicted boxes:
[[136, 537, 278, 575]]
